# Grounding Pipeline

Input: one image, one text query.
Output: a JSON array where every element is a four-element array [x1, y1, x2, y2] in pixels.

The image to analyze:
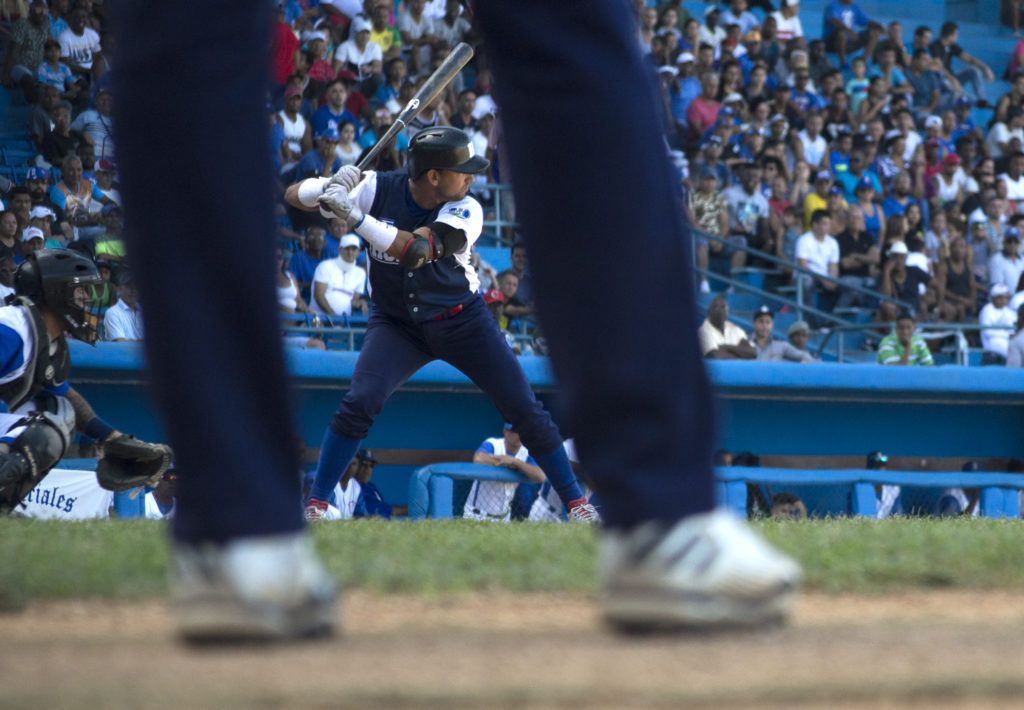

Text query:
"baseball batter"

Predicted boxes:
[[285, 127, 597, 523]]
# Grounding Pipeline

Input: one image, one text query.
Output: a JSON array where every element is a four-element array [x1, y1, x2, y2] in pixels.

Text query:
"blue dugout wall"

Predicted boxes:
[[69, 343, 1024, 512]]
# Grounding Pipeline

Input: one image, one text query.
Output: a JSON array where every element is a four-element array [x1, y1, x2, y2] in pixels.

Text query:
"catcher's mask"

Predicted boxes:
[[15, 249, 103, 344]]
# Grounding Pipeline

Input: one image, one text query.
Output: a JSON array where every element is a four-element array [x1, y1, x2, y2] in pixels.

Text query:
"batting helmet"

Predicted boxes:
[[15, 249, 103, 344], [407, 126, 490, 179]]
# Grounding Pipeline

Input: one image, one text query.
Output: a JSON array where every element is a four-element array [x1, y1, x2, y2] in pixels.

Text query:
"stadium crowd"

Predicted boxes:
[[1, 0, 1024, 365]]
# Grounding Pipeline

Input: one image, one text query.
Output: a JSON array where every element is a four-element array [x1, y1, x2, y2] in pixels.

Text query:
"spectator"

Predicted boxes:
[[1, 0, 49, 102], [294, 125, 343, 182], [835, 205, 880, 308], [686, 71, 721, 142], [102, 270, 144, 342], [998, 151, 1024, 212], [692, 136, 730, 186], [358, 104, 410, 158], [351, 449, 406, 518], [770, 492, 808, 519], [277, 85, 312, 175], [69, 87, 115, 161], [311, 233, 368, 319], [803, 170, 835, 227], [290, 226, 326, 300], [58, 5, 100, 80], [979, 283, 1017, 364], [929, 21, 994, 105], [699, 6, 726, 51], [698, 295, 756, 359], [795, 113, 828, 171], [935, 236, 978, 321], [30, 84, 63, 149], [504, 242, 534, 318], [866, 451, 902, 518], [724, 161, 773, 253], [20, 225, 43, 258], [752, 305, 814, 362], [880, 240, 930, 316], [822, 0, 880, 68], [92, 203, 125, 260], [398, 0, 437, 75], [334, 15, 383, 95], [323, 455, 367, 521], [0, 210, 21, 262], [690, 167, 744, 292], [772, 0, 805, 46], [989, 227, 1024, 290], [795, 209, 841, 311], [0, 253, 15, 301], [906, 49, 950, 118], [1007, 304, 1024, 367], [369, 2, 402, 61], [985, 107, 1024, 160], [433, 0, 472, 51], [877, 310, 934, 365], [483, 288, 526, 354], [722, 0, 760, 37], [36, 38, 80, 101], [786, 319, 815, 357], [933, 153, 969, 209], [311, 79, 360, 139], [465, 424, 546, 523], [49, 154, 110, 242], [40, 104, 82, 167], [276, 247, 311, 315]]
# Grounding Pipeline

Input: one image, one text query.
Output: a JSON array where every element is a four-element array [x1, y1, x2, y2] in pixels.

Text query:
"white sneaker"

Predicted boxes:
[[600, 510, 799, 632], [172, 531, 337, 644]]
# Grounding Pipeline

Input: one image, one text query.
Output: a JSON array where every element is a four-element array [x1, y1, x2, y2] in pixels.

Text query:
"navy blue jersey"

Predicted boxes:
[[353, 170, 484, 323]]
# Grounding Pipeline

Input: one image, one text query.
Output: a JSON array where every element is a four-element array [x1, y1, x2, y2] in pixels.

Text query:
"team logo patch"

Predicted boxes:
[[446, 206, 471, 219]]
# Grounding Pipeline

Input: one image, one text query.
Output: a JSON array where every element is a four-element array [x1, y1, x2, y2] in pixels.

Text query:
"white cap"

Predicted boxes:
[[888, 240, 908, 256], [703, 5, 720, 17], [724, 92, 744, 103], [990, 283, 1011, 298], [29, 205, 54, 220], [351, 16, 372, 33], [924, 114, 942, 129], [657, 65, 679, 76], [784, 0, 800, 6], [340, 234, 362, 249], [21, 226, 44, 242], [676, 51, 696, 64]]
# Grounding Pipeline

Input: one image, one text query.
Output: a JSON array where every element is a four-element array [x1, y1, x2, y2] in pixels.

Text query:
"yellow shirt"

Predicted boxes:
[[370, 26, 401, 54]]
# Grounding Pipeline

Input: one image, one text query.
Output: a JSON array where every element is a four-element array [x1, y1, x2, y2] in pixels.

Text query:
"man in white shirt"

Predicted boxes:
[[1007, 304, 1024, 367], [795, 112, 828, 169], [465, 423, 546, 522], [58, 6, 100, 76], [771, 0, 804, 45], [311, 233, 368, 318], [699, 6, 726, 51], [103, 271, 144, 341], [795, 209, 841, 311], [721, 0, 760, 36], [998, 152, 1024, 212], [698, 295, 756, 359], [979, 283, 1017, 363], [333, 16, 383, 84], [988, 228, 1024, 291]]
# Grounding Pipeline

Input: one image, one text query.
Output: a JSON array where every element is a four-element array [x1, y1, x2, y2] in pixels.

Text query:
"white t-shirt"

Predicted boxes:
[[433, 15, 470, 49], [723, 185, 770, 234], [986, 122, 1024, 160], [698, 319, 749, 355], [797, 130, 827, 168], [979, 302, 1016, 357], [397, 9, 434, 40], [103, 299, 144, 341], [70, 109, 114, 160], [463, 436, 531, 522], [311, 258, 367, 316], [795, 232, 840, 276], [934, 168, 969, 203], [988, 253, 1024, 291], [58, 27, 100, 69], [998, 172, 1024, 204], [902, 131, 922, 163], [334, 39, 383, 80], [771, 11, 804, 43]]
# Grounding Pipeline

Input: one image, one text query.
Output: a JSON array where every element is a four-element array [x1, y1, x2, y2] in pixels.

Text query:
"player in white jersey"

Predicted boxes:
[[464, 423, 545, 522]]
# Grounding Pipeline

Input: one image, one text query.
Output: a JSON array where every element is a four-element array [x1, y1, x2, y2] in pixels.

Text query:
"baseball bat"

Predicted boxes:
[[356, 42, 474, 171]]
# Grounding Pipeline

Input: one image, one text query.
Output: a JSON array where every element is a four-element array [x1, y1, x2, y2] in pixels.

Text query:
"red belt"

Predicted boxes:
[[430, 303, 465, 321]]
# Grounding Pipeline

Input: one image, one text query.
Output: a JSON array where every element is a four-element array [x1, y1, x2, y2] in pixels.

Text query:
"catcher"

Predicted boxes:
[[0, 250, 172, 515]]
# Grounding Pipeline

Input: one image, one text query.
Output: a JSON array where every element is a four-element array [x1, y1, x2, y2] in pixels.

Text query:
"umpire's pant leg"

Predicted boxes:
[[111, 1, 300, 543], [427, 302, 562, 456], [331, 317, 432, 440], [475, 0, 716, 528]]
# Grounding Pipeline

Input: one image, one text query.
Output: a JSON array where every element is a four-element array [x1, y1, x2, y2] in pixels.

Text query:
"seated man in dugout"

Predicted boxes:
[[698, 295, 756, 359]]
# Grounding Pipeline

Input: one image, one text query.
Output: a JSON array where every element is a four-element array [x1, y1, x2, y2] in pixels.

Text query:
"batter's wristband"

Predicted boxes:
[[353, 213, 398, 252], [84, 417, 116, 442]]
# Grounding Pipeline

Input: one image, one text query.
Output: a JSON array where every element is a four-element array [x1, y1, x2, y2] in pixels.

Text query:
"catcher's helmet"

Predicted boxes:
[[407, 126, 490, 179], [15, 249, 103, 344]]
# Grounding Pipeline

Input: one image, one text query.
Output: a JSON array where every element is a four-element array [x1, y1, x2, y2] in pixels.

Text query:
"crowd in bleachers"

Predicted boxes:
[[2, 0, 1024, 364]]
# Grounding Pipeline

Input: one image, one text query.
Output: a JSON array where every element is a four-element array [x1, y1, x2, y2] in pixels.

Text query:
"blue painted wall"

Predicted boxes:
[[68, 343, 1024, 507]]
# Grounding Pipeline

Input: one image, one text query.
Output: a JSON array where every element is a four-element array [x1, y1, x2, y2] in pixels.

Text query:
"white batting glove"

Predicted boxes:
[[317, 183, 363, 224], [328, 164, 363, 193]]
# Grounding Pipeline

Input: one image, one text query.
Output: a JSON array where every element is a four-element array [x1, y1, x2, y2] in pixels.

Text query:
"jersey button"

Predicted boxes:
[[408, 293, 415, 298], [407, 272, 414, 277], [412, 306, 419, 313]]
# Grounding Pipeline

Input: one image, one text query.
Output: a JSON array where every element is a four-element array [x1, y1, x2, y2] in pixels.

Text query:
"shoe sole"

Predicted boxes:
[[175, 595, 336, 646], [602, 582, 795, 634]]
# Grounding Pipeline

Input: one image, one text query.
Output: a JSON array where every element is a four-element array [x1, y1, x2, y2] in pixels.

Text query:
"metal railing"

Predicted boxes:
[[818, 322, 1017, 364], [473, 182, 517, 244]]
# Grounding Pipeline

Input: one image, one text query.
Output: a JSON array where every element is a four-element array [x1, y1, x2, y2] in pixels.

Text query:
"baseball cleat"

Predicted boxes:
[[171, 531, 337, 644], [600, 510, 799, 632], [304, 498, 328, 522], [568, 499, 601, 524]]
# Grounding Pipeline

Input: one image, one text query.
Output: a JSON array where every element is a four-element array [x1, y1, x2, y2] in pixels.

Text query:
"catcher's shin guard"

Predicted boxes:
[[0, 407, 72, 515]]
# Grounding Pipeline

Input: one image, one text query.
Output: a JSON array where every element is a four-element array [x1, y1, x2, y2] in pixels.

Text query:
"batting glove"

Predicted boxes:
[[318, 183, 363, 224], [328, 164, 363, 193]]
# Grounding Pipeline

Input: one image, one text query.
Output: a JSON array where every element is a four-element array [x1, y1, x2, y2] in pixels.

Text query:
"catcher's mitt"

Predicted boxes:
[[96, 434, 174, 492]]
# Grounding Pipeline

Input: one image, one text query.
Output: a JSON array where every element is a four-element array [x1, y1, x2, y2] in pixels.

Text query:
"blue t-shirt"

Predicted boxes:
[[36, 62, 74, 92], [823, 1, 870, 39], [310, 106, 361, 137], [359, 128, 410, 153], [293, 149, 342, 182]]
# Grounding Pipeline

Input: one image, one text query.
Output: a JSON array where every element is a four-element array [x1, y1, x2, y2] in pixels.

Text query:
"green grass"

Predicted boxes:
[[1, 517, 1023, 610]]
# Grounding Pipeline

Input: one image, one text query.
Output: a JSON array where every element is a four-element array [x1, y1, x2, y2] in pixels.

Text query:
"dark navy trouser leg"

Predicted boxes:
[[111, 0, 303, 543], [475, 0, 716, 528]]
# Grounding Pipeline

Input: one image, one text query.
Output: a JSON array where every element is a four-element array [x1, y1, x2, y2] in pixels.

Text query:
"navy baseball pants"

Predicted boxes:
[[475, 0, 717, 528], [111, 0, 303, 543], [308, 297, 583, 504]]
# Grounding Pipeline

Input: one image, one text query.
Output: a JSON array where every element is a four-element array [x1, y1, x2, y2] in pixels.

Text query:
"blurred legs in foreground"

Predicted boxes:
[[110, 0, 334, 643], [474, 0, 799, 630]]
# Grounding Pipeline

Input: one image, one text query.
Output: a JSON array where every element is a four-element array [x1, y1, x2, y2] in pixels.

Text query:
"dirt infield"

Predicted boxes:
[[2, 590, 1024, 709]]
